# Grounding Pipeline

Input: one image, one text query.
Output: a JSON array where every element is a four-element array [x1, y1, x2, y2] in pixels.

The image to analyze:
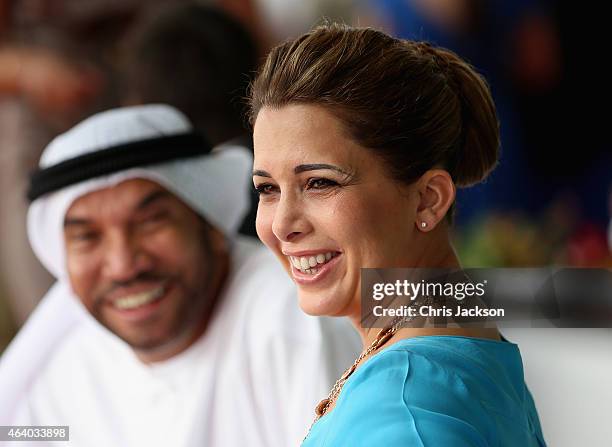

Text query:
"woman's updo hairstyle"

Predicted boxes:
[[250, 23, 500, 214]]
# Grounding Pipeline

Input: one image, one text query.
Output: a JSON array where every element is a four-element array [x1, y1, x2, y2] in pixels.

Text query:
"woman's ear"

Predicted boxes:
[[415, 169, 456, 231]]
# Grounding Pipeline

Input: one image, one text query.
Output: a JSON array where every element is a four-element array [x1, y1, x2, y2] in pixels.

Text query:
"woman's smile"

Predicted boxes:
[[285, 250, 342, 284]]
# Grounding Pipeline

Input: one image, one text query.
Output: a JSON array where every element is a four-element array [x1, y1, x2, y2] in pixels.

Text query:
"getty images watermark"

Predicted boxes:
[[371, 277, 500, 318], [361, 268, 612, 328]]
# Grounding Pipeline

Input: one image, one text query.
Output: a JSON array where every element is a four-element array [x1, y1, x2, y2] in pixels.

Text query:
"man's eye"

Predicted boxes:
[[144, 212, 168, 223], [306, 178, 338, 190], [138, 212, 170, 230], [69, 232, 99, 243], [254, 183, 278, 195]]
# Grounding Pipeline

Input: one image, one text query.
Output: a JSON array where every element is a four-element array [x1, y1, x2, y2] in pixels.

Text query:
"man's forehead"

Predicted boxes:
[[64, 178, 176, 221]]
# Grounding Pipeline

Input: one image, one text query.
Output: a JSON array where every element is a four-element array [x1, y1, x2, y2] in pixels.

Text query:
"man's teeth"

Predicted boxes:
[[114, 287, 165, 310], [289, 252, 336, 275]]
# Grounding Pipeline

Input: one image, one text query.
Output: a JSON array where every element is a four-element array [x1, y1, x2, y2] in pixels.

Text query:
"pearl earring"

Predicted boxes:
[[420, 222, 427, 228]]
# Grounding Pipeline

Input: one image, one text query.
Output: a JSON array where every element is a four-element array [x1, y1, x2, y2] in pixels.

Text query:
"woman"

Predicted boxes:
[[250, 23, 546, 446]]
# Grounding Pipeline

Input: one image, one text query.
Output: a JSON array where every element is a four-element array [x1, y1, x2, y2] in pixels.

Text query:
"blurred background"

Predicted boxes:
[[0, 0, 610, 445]]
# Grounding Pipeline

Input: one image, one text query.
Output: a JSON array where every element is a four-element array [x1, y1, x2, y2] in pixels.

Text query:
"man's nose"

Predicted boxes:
[[271, 193, 311, 242], [102, 231, 151, 282]]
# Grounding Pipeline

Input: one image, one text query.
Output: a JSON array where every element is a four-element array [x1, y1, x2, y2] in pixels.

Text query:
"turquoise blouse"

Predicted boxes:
[[303, 336, 546, 446]]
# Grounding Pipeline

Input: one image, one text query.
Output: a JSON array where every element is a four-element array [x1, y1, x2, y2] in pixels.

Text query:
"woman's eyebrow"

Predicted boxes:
[[252, 164, 352, 178], [294, 164, 350, 175], [252, 169, 271, 178]]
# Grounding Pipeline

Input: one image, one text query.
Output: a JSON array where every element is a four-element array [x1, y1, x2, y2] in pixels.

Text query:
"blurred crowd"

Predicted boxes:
[[1, 0, 610, 352]]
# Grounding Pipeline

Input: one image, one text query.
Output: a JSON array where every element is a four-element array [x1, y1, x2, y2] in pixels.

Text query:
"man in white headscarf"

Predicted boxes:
[[0, 104, 360, 447]]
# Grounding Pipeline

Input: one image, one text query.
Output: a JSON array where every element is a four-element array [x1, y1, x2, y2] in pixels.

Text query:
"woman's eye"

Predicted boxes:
[[254, 183, 278, 195], [306, 178, 338, 190]]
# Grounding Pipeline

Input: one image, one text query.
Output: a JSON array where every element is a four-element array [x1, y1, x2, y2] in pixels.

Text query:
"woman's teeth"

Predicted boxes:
[[114, 286, 165, 310], [289, 252, 336, 275]]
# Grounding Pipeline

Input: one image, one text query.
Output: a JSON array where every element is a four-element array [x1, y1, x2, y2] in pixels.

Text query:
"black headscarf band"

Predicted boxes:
[[27, 132, 212, 201]]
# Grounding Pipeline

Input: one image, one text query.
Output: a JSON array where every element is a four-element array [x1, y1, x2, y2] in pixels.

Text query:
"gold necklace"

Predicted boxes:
[[304, 315, 409, 441]]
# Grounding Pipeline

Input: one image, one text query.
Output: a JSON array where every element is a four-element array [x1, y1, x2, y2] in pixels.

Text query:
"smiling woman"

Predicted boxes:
[[250, 23, 547, 446]]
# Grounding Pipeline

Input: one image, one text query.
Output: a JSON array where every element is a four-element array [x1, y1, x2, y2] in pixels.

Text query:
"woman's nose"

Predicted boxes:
[[271, 193, 311, 242]]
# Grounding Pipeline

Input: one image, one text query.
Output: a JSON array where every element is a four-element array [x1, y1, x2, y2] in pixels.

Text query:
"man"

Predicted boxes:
[[0, 104, 360, 446]]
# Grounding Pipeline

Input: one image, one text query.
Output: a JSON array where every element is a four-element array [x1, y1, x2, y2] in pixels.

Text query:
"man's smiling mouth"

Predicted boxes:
[[112, 285, 166, 310]]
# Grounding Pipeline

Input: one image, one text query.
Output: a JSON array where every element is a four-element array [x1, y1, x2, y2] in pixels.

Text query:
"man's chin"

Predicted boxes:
[[99, 317, 179, 353], [105, 320, 199, 362], [118, 331, 183, 362]]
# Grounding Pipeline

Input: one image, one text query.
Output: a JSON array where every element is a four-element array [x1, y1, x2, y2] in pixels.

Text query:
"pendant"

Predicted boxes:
[[315, 398, 330, 417]]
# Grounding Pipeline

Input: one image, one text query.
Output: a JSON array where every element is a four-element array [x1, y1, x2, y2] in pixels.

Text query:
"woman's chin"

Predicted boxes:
[[297, 291, 343, 317]]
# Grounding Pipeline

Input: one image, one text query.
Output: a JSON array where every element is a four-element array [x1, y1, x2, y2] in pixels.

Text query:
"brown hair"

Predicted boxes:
[[249, 23, 500, 201]]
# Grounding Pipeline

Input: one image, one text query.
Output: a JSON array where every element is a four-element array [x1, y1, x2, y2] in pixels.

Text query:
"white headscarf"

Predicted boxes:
[[27, 103, 252, 280], [0, 104, 253, 422]]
